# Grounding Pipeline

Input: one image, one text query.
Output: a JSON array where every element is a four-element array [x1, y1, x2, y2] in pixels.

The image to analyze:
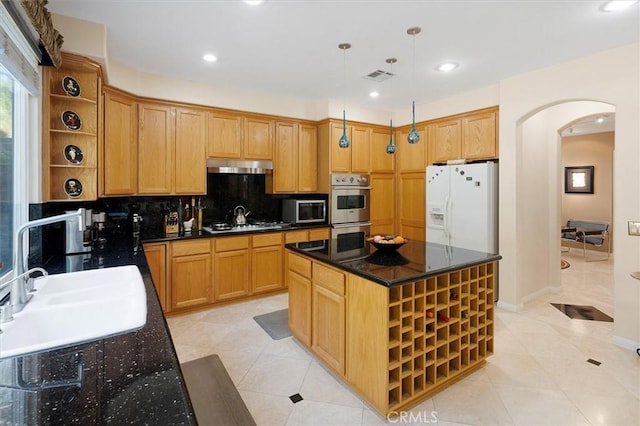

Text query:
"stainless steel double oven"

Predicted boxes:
[[330, 173, 371, 258]]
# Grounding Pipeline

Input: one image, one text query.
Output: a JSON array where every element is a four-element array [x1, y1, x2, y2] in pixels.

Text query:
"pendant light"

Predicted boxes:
[[385, 58, 397, 154], [338, 43, 351, 148], [407, 26, 421, 144]]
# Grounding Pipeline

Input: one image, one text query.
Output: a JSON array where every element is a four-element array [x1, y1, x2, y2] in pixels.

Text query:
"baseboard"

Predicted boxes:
[[612, 335, 640, 352], [496, 300, 523, 312], [522, 286, 555, 304]]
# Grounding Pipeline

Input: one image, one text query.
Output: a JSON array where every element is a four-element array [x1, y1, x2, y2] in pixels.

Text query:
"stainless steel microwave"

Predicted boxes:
[[282, 199, 327, 224]]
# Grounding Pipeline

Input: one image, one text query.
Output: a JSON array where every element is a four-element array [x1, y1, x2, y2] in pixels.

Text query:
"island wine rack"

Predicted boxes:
[[386, 263, 495, 411]]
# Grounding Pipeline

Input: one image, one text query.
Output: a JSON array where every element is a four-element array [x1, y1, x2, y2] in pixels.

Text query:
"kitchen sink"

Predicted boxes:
[[0, 265, 147, 359]]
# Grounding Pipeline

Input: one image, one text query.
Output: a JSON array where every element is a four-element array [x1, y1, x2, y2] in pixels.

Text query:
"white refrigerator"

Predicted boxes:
[[426, 162, 498, 253]]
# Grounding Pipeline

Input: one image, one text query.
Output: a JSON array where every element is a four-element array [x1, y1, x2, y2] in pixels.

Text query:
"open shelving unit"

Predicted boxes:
[[42, 53, 102, 201], [386, 263, 495, 411]]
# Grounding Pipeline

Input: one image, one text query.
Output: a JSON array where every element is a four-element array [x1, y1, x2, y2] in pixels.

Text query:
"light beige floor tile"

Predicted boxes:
[[564, 389, 640, 425], [495, 384, 590, 426], [485, 352, 557, 389], [431, 379, 514, 425], [515, 331, 587, 360], [299, 361, 364, 409], [169, 320, 235, 350], [239, 389, 294, 426], [174, 343, 210, 364], [262, 337, 313, 361], [237, 353, 311, 397], [216, 347, 263, 386], [215, 322, 273, 352], [285, 399, 363, 426], [361, 408, 389, 425]]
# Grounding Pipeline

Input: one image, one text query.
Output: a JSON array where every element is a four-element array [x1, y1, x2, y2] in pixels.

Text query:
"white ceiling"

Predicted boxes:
[[47, 1, 639, 111]]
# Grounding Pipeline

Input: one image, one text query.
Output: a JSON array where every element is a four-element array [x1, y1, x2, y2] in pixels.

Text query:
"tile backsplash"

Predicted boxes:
[[29, 174, 327, 267]]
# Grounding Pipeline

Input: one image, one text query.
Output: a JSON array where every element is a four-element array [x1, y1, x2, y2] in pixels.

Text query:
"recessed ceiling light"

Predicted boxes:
[[601, 1, 639, 12], [596, 116, 605, 123], [369, 91, 380, 98], [436, 62, 459, 72], [203, 54, 218, 63], [244, 0, 264, 5]]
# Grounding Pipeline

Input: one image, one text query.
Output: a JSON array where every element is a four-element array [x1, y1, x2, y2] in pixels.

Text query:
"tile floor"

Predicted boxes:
[[167, 251, 640, 425]]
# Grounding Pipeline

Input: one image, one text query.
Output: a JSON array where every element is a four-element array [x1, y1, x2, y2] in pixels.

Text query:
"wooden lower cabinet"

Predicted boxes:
[[287, 252, 312, 346], [143, 243, 167, 311], [252, 233, 284, 294], [170, 239, 213, 310], [214, 236, 250, 301], [311, 263, 346, 375]]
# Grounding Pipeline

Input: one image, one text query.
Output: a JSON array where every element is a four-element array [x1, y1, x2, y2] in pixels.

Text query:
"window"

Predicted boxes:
[[0, 62, 29, 293]]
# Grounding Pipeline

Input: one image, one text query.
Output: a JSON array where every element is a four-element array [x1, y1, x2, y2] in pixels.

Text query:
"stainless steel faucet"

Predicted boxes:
[[9, 208, 84, 314]]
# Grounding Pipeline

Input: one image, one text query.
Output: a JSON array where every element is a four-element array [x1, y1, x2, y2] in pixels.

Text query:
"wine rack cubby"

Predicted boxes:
[[386, 262, 495, 411]]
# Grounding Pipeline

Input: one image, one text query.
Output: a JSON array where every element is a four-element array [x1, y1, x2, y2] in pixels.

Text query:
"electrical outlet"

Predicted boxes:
[[628, 221, 640, 236]]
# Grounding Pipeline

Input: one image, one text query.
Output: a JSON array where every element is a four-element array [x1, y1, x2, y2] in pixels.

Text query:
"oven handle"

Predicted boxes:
[[331, 222, 372, 228], [331, 186, 373, 191]]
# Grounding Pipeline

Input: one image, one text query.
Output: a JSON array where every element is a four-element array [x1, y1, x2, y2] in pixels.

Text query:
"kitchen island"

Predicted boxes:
[[285, 239, 501, 416]]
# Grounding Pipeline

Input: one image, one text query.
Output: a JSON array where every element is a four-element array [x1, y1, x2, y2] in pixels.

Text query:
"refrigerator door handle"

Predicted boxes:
[[444, 195, 451, 241]]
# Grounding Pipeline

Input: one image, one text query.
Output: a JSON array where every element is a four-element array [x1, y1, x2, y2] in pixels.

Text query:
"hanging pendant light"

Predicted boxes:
[[386, 119, 396, 154], [385, 57, 397, 154], [338, 43, 351, 148], [407, 26, 421, 145]]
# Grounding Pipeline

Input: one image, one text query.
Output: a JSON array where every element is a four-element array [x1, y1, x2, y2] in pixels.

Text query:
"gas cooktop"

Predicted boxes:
[[202, 221, 291, 234]]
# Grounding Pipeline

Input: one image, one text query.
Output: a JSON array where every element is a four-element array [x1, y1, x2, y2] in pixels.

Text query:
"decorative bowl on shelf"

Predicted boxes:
[[367, 235, 407, 251]]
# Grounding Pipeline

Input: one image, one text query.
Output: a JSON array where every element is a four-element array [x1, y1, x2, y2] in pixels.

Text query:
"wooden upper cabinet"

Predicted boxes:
[[244, 116, 274, 160], [138, 102, 174, 194], [350, 125, 371, 173], [330, 122, 352, 173], [298, 124, 318, 192], [432, 118, 461, 164], [370, 128, 395, 173], [271, 121, 298, 193], [206, 111, 242, 159], [175, 107, 206, 194], [430, 107, 498, 164], [462, 109, 497, 160], [396, 127, 427, 172], [103, 88, 137, 196]]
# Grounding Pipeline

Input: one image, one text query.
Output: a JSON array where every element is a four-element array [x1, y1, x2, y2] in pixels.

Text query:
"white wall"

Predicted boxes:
[[498, 44, 640, 349]]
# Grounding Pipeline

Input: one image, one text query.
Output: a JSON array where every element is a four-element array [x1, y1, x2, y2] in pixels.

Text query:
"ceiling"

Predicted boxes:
[[46, 1, 639, 111]]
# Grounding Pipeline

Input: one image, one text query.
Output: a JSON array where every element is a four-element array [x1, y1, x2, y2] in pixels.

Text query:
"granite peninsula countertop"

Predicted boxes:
[[285, 239, 502, 287], [0, 240, 196, 424]]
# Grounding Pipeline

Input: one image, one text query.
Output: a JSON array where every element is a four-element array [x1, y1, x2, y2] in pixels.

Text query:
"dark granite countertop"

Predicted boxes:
[[0, 241, 196, 424], [285, 239, 502, 287], [141, 223, 330, 243]]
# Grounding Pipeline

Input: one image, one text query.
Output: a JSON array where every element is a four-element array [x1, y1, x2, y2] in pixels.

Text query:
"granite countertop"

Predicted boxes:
[[0, 241, 196, 424], [141, 222, 330, 243], [285, 239, 502, 287]]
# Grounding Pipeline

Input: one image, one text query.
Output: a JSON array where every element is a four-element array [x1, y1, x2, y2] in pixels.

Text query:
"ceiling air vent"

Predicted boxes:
[[363, 70, 395, 82]]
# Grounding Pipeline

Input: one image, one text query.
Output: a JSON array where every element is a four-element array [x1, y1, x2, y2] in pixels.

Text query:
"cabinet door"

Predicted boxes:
[[370, 173, 395, 236], [370, 128, 395, 173], [103, 89, 137, 195], [432, 118, 461, 164], [143, 243, 167, 312], [350, 125, 371, 173], [206, 111, 242, 159], [312, 284, 346, 375], [285, 230, 309, 243], [288, 270, 311, 346], [330, 122, 352, 172], [397, 172, 426, 240], [396, 128, 426, 172], [298, 124, 318, 192], [175, 107, 206, 194], [272, 121, 298, 193], [214, 249, 250, 301], [244, 117, 273, 160], [138, 103, 174, 194], [462, 110, 497, 160], [171, 253, 212, 310], [252, 245, 283, 294]]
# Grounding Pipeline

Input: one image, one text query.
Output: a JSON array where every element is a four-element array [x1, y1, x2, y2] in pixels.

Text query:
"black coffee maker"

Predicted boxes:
[[128, 203, 143, 251]]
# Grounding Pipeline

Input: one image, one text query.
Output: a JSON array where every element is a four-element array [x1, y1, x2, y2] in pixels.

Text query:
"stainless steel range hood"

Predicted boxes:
[[206, 159, 273, 174]]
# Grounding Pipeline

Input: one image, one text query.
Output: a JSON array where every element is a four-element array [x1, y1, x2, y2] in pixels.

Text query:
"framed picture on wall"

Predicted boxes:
[[565, 166, 594, 194]]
